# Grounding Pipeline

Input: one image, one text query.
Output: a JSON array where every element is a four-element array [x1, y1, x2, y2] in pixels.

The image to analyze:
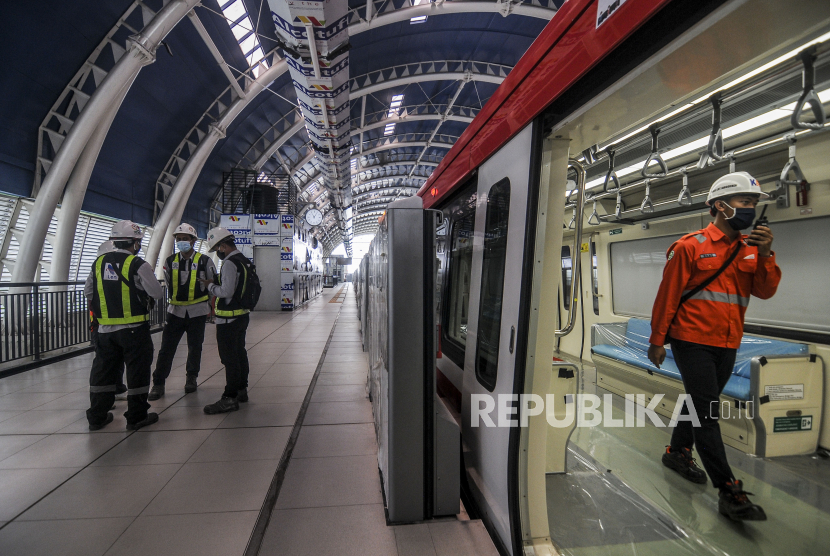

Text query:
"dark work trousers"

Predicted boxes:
[[217, 313, 250, 399], [90, 326, 126, 394], [152, 313, 207, 385], [669, 337, 737, 489], [87, 324, 154, 427]]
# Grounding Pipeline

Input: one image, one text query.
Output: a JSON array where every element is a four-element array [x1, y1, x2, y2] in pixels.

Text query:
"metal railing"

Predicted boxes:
[[0, 281, 168, 366]]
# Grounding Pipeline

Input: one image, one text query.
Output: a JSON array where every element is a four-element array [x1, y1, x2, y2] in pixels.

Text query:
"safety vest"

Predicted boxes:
[[91, 252, 149, 325], [215, 253, 250, 318], [167, 252, 209, 306]]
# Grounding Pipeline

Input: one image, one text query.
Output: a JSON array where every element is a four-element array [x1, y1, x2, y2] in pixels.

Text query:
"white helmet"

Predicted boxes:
[[96, 240, 116, 257], [109, 220, 144, 240], [173, 223, 197, 238], [206, 227, 234, 252], [706, 172, 769, 206]]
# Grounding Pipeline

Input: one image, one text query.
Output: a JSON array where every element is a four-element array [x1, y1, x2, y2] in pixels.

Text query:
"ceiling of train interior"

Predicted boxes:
[[1, 0, 562, 255]]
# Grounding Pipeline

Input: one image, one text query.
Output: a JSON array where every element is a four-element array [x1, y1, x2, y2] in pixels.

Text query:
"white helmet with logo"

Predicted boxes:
[[706, 172, 769, 206], [206, 227, 234, 252], [96, 240, 116, 257], [173, 223, 198, 238], [109, 220, 144, 240]]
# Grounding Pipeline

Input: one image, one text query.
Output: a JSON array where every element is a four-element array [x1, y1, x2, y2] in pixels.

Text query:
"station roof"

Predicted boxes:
[[0, 0, 561, 249]]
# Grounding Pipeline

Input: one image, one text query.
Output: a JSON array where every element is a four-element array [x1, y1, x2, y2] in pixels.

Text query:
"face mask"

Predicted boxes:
[[134, 242, 142, 255], [722, 202, 755, 230], [216, 250, 227, 260], [176, 241, 192, 253]]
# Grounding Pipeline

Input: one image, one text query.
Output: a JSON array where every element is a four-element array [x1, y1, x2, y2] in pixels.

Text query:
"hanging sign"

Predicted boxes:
[[253, 214, 281, 235], [280, 215, 295, 236]]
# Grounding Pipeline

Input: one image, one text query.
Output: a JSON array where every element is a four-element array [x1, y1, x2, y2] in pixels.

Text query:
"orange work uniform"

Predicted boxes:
[[649, 223, 781, 349]]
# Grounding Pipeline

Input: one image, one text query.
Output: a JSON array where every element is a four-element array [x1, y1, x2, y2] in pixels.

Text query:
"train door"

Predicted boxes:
[[461, 122, 539, 554]]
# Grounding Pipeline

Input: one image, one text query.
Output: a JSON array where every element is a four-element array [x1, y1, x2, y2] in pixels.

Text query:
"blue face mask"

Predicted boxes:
[[723, 202, 756, 230], [176, 241, 192, 253]]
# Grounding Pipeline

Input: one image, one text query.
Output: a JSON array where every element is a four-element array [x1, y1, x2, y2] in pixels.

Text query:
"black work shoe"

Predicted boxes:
[[89, 412, 114, 431], [719, 480, 767, 521], [148, 385, 165, 401], [237, 388, 248, 403], [662, 446, 707, 484], [204, 396, 239, 414], [126, 412, 159, 431], [185, 375, 198, 394]]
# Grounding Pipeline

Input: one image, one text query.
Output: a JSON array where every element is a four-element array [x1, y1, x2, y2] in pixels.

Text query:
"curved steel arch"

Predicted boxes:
[[350, 60, 510, 98], [352, 112, 473, 136], [348, 1, 558, 35], [359, 103, 480, 129]]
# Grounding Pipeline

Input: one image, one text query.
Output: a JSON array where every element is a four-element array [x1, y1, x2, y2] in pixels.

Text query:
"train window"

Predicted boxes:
[[561, 246, 572, 310], [590, 239, 599, 315], [444, 210, 475, 352], [475, 179, 510, 392]]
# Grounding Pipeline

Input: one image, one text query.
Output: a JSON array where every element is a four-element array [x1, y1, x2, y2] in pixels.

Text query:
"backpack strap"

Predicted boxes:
[[677, 240, 743, 308]]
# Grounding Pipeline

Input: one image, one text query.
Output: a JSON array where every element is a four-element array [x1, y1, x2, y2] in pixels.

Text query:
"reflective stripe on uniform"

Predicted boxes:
[[170, 252, 209, 306], [215, 307, 250, 317], [682, 289, 750, 307], [126, 385, 151, 396], [215, 258, 249, 317], [693, 234, 706, 243], [90, 385, 117, 393]]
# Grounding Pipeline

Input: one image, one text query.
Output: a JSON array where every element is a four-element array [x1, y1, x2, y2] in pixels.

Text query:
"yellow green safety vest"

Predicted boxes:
[[169, 252, 210, 306], [93, 253, 149, 325]]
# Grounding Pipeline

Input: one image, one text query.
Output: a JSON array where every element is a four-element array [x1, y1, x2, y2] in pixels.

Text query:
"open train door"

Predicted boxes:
[[460, 120, 568, 555]]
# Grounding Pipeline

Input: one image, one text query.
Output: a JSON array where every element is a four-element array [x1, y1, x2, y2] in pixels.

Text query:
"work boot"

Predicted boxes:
[[148, 385, 165, 401], [237, 388, 248, 403], [662, 446, 707, 484], [89, 412, 114, 431], [185, 375, 198, 394], [204, 396, 239, 415], [719, 479, 767, 521], [126, 413, 159, 431]]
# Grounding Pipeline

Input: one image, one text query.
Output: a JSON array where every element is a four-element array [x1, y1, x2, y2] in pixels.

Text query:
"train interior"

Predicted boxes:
[[428, 2, 830, 554]]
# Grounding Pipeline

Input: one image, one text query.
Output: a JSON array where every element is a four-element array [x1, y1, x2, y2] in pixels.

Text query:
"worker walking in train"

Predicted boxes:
[[148, 223, 216, 400], [647, 172, 780, 521], [199, 227, 252, 414], [85, 221, 164, 431]]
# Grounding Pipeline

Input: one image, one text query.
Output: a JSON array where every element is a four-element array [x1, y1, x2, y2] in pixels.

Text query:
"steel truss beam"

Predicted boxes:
[[359, 103, 480, 129], [348, 1, 557, 35], [33, 0, 157, 197], [15, 0, 201, 286], [350, 60, 508, 98], [147, 54, 288, 270]]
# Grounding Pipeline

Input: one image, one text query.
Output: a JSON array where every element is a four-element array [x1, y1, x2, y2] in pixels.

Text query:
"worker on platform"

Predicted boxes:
[[647, 172, 780, 521], [85, 220, 164, 431], [89, 240, 127, 402], [148, 223, 216, 400], [198, 227, 252, 414]]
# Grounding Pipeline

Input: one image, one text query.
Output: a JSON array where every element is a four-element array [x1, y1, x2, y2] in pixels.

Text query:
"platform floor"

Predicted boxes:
[[548, 363, 830, 556], [0, 285, 497, 556]]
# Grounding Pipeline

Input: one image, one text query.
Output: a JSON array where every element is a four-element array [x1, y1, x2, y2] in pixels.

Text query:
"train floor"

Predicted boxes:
[[547, 363, 830, 556], [0, 285, 497, 556]]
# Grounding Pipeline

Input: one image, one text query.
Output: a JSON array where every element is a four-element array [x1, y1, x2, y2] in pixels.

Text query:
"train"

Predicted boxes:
[[357, 1, 830, 554]]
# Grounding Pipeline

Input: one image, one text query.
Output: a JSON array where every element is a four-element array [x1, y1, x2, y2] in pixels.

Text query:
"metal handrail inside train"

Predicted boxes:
[[555, 158, 585, 338]]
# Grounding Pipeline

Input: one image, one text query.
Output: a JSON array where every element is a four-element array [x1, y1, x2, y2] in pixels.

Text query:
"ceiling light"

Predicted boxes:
[[410, 16, 428, 24]]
